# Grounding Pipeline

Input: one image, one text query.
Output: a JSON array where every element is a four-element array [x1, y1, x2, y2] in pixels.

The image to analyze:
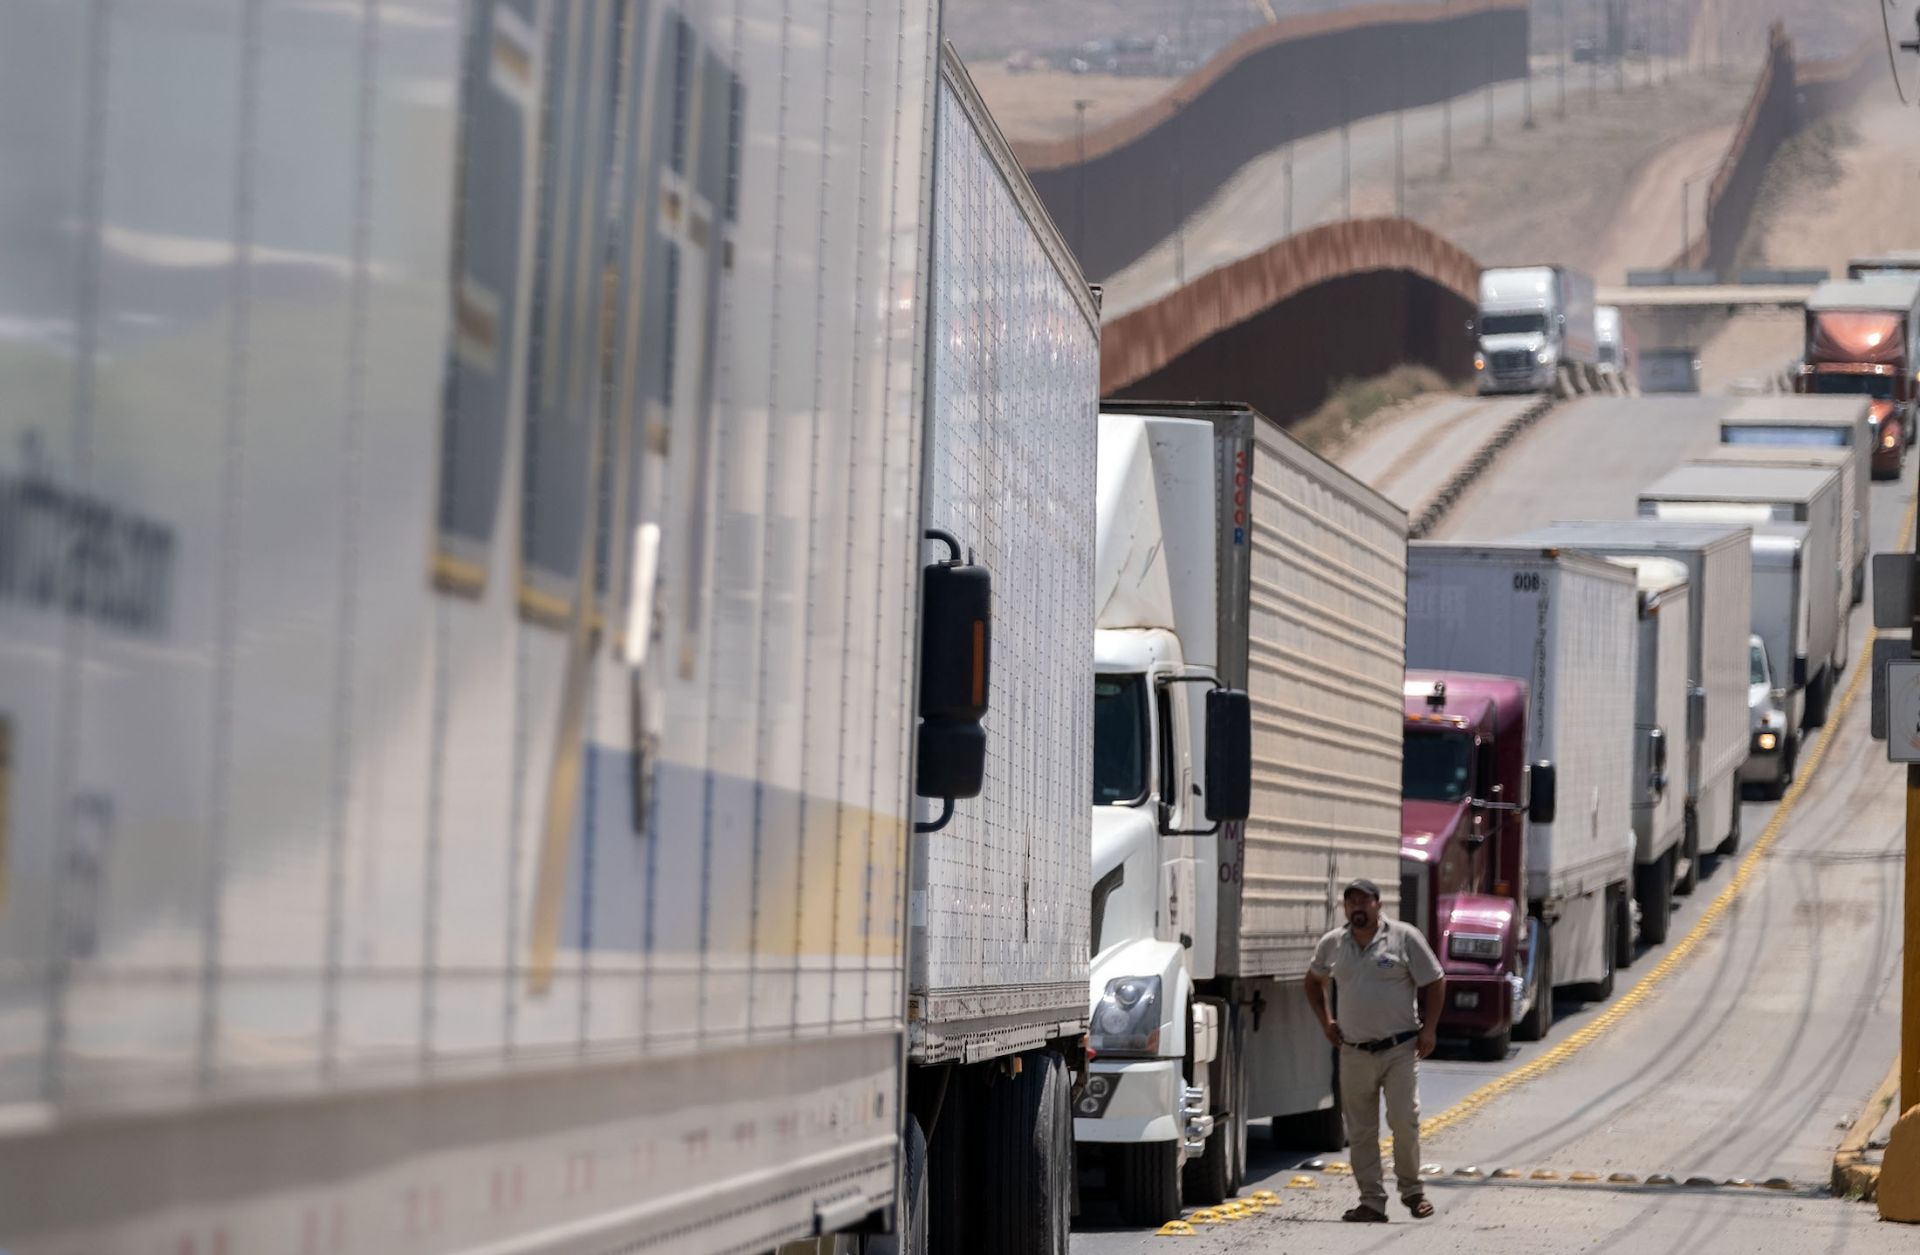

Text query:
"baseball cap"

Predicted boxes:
[[1342, 878, 1381, 900]]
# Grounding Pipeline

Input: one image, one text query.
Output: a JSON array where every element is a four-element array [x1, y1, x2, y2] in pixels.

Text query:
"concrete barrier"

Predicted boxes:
[[1013, 0, 1529, 281]]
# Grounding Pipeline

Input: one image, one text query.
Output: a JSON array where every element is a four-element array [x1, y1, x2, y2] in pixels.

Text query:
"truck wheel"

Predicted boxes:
[[1186, 1002, 1248, 1203], [1514, 923, 1553, 1042], [1636, 853, 1673, 945], [1720, 786, 1748, 854], [928, 1072, 972, 1255], [1612, 882, 1636, 971], [1118, 1141, 1183, 1227], [872, 1116, 929, 1255], [977, 1051, 1071, 1255], [1676, 814, 1700, 896], [1803, 669, 1832, 729], [1469, 1028, 1512, 1061]]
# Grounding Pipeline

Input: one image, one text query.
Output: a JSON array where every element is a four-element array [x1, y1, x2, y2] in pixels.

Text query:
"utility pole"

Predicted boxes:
[[1283, 114, 1295, 236], [1073, 99, 1091, 261], [1171, 95, 1187, 286], [1558, 0, 1569, 117]]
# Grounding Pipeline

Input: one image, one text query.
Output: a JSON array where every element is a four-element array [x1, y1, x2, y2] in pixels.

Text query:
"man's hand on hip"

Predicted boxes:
[[1320, 1018, 1343, 1048], [1416, 1024, 1437, 1059]]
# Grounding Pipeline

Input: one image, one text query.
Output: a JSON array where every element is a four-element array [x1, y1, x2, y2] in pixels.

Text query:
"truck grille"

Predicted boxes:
[[1490, 349, 1534, 377]]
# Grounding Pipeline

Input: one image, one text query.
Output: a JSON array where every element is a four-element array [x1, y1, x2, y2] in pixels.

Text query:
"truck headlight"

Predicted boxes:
[[1756, 731, 1778, 751], [1885, 430, 1899, 449], [1536, 348, 1555, 365], [1090, 975, 1163, 1056], [1448, 932, 1503, 961], [1474, 354, 1486, 371]]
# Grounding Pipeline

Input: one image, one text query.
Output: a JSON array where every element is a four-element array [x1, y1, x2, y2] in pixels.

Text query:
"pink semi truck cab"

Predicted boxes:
[[1401, 671, 1556, 1059]]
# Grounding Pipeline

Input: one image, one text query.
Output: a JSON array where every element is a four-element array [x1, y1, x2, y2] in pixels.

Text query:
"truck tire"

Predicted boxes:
[[872, 1116, 928, 1255], [1636, 852, 1673, 945], [976, 1051, 1071, 1255], [1675, 813, 1700, 896], [1719, 787, 1747, 854], [1185, 1003, 1246, 1204], [1514, 923, 1553, 1042], [1118, 1141, 1183, 1227], [1803, 669, 1832, 729], [927, 1072, 972, 1255], [1470, 1028, 1512, 1061], [1612, 882, 1635, 971]]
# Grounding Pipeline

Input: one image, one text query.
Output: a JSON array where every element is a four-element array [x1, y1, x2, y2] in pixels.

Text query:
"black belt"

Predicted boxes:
[[1347, 1030, 1419, 1053]]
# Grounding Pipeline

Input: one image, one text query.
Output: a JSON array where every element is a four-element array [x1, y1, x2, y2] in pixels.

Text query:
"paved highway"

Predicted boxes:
[[1339, 394, 1539, 518], [1072, 393, 1912, 1251]]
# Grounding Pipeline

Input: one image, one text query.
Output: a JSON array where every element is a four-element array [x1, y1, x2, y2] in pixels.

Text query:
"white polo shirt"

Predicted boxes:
[[1309, 918, 1444, 1044]]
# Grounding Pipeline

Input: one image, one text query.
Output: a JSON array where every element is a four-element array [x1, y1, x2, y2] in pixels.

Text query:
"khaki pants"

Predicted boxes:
[[1339, 1040, 1422, 1211]]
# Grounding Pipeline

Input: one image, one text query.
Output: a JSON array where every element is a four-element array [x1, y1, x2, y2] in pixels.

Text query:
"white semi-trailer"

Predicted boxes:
[[0, 8, 1098, 1254], [1510, 522, 1754, 889], [1082, 403, 1407, 1224], [1406, 544, 1640, 1034]]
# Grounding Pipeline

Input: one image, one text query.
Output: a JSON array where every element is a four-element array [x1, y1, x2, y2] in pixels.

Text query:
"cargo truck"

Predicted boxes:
[[1797, 276, 1920, 467], [1717, 397, 1873, 601], [1596, 305, 1637, 388], [1612, 560, 1690, 936], [1638, 463, 1847, 728], [1083, 402, 1406, 1224], [1401, 672, 1558, 1058], [1407, 544, 1640, 1038], [1473, 265, 1600, 394], [0, 14, 1099, 1255], [1510, 522, 1754, 871]]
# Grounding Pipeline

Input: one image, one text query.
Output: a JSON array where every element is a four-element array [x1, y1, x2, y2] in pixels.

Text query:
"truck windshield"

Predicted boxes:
[[1480, 313, 1548, 336], [1723, 426, 1845, 448], [1751, 642, 1768, 685], [1403, 729, 1473, 802], [1094, 675, 1149, 804], [1808, 374, 1895, 399]]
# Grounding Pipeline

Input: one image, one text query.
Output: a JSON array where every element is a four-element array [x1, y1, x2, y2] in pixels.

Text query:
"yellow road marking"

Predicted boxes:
[[1411, 489, 1917, 1142]]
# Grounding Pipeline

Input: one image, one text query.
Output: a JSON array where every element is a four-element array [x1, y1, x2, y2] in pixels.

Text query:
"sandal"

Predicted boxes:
[[1406, 1195, 1435, 1219], [1342, 1204, 1390, 1223]]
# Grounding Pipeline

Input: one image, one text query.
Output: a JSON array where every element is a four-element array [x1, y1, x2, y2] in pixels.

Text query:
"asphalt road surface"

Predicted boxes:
[[1072, 393, 1913, 1251]]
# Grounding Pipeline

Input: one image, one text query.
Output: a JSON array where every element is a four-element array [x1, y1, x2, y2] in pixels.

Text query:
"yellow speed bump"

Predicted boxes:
[[1251, 1189, 1281, 1205], [1684, 1176, 1718, 1188], [1155, 1220, 1195, 1236], [1187, 1208, 1223, 1225], [1453, 1166, 1484, 1179], [1287, 1175, 1318, 1189], [1608, 1173, 1639, 1185], [1530, 1169, 1560, 1181], [1762, 1178, 1795, 1191], [1325, 1161, 1353, 1175], [1646, 1174, 1677, 1186], [1726, 1178, 1753, 1188], [1490, 1167, 1522, 1180], [1420, 1162, 1443, 1176], [1569, 1171, 1599, 1183]]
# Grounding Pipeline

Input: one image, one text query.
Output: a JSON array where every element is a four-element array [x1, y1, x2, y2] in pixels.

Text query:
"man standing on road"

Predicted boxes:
[[1305, 878, 1445, 1223]]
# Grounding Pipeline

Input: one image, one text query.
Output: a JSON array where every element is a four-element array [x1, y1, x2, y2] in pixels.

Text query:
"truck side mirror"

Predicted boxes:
[[915, 530, 990, 830], [1687, 686, 1706, 741], [1528, 761, 1557, 825], [1792, 656, 1808, 688], [1204, 688, 1252, 822], [1647, 727, 1668, 796]]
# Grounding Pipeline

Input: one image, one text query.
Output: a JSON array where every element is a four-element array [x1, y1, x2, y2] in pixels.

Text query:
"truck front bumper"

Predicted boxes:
[[1438, 970, 1513, 1038], [1073, 1057, 1183, 1144], [1738, 731, 1787, 784]]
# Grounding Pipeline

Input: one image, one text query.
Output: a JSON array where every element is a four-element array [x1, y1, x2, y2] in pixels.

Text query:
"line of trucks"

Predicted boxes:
[[1470, 264, 1635, 395], [0, 4, 1880, 1253]]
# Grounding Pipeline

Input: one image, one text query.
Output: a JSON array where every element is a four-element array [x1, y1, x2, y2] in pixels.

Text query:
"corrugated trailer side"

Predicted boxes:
[[1215, 416, 1409, 979], [1697, 530, 1755, 844], [911, 51, 1097, 1062]]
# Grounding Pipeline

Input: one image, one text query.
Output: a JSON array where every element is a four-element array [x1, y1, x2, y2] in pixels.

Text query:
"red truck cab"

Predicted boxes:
[[1401, 671, 1555, 1059], [1796, 278, 1920, 478]]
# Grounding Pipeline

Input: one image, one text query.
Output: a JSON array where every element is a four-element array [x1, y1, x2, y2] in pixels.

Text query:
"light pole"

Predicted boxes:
[[1073, 99, 1092, 261]]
